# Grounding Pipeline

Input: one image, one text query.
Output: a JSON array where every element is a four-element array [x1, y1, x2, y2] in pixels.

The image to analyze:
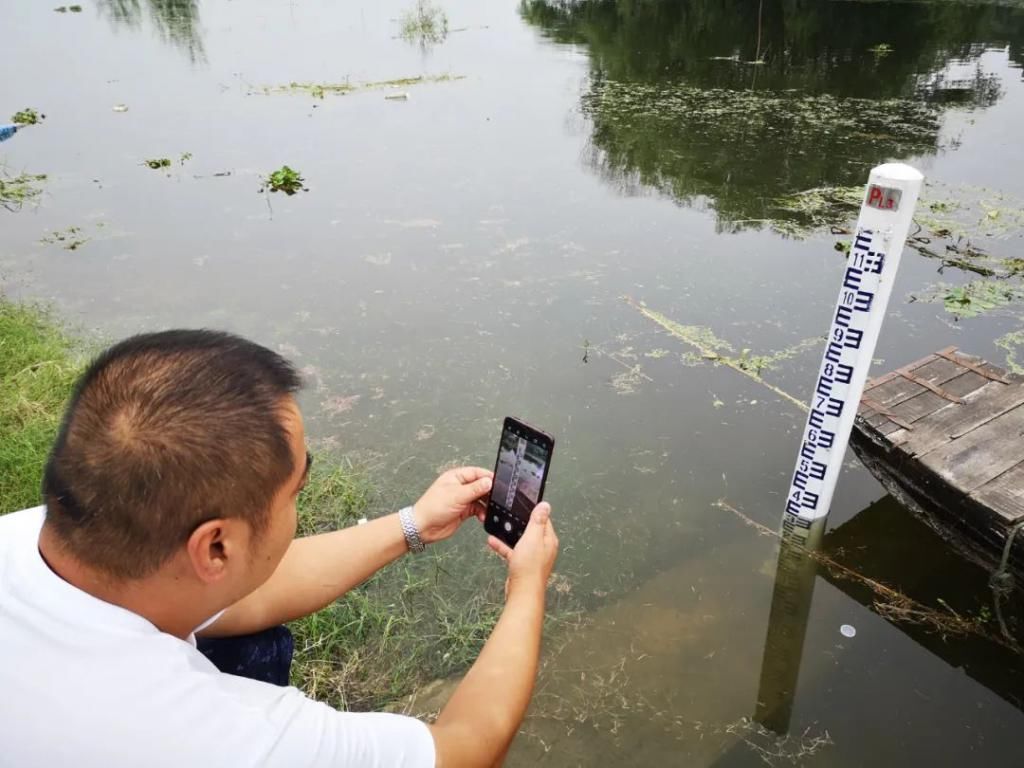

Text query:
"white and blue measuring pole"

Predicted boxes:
[[755, 164, 925, 735], [783, 162, 924, 548]]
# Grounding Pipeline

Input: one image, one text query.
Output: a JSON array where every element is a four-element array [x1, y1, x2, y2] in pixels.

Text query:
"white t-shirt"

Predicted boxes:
[[0, 507, 436, 767]]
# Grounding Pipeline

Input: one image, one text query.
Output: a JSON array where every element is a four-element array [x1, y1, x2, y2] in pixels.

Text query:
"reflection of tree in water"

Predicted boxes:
[[100, 0, 204, 62], [521, 0, 1024, 230]]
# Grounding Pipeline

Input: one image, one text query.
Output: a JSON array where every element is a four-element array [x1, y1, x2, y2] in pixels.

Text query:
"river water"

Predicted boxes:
[[3, 0, 1024, 764]]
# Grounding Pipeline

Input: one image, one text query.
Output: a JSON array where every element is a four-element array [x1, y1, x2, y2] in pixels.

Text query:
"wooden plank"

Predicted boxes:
[[873, 371, 990, 443], [862, 369, 902, 393], [861, 348, 948, 393], [866, 376, 926, 408], [887, 371, 990, 446], [946, 354, 1014, 385], [938, 349, 1011, 384], [971, 461, 1024, 524], [900, 369, 964, 403], [859, 395, 915, 431], [905, 356, 966, 385], [897, 378, 1024, 457], [866, 411, 888, 427], [890, 390, 947, 422], [877, 420, 904, 437], [918, 403, 1024, 493], [865, 357, 968, 409], [935, 370, 989, 400]]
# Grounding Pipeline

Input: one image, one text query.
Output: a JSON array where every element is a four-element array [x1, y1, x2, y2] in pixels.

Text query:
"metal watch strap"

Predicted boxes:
[[399, 506, 425, 553]]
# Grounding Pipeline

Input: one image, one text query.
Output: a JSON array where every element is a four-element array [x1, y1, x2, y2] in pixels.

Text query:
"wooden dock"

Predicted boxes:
[[851, 347, 1024, 579]]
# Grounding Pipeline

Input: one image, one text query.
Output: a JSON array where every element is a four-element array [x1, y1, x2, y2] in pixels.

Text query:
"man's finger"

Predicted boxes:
[[455, 475, 493, 504], [528, 502, 551, 526], [487, 536, 513, 560], [452, 466, 494, 485]]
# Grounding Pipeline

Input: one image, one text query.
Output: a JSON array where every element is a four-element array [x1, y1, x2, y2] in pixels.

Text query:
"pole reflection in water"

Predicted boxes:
[[753, 516, 825, 735]]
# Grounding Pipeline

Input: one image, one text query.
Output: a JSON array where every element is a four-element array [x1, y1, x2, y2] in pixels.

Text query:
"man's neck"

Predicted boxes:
[[37, 524, 209, 640]]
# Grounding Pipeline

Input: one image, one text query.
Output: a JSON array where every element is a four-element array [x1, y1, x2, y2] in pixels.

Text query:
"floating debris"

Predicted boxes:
[[40, 226, 88, 251], [624, 297, 814, 412], [322, 394, 360, 417], [840, 624, 857, 638], [112, 104, 128, 113], [255, 74, 463, 99], [11, 109, 44, 126], [143, 158, 172, 170], [385, 92, 410, 101]]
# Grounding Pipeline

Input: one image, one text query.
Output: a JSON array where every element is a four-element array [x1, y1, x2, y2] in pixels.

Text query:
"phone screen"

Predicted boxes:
[[487, 418, 553, 547]]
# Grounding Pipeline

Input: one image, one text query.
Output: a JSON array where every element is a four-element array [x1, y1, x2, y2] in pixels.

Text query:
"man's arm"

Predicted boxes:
[[200, 467, 493, 638], [429, 503, 559, 768], [201, 514, 411, 636]]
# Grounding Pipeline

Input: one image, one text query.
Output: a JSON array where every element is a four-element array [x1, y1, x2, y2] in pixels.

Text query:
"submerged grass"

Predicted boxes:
[[0, 297, 503, 711], [399, 0, 449, 46], [257, 74, 464, 99], [996, 329, 1024, 375], [291, 462, 505, 710], [0, 168, 47, 212], [624, 297, 812, 412]]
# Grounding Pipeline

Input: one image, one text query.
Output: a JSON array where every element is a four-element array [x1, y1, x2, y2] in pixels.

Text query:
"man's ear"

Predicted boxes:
[[186, 519, 237, 584]]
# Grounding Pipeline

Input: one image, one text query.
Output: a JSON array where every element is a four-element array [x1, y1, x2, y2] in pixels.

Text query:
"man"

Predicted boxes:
[[0, 330, 559, 767]]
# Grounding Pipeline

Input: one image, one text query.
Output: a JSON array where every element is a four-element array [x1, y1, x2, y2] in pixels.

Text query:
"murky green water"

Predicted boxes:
[[4, 0, 1024, 764]]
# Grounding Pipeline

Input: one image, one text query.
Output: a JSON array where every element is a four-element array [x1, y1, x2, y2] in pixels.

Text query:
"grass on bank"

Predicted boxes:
[[0, 300, 83, 513], [0, 297, 502, 711], [292, 458, 503, 711]]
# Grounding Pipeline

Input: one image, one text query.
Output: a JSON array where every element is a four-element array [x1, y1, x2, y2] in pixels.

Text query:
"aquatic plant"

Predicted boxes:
[[0, 168, 47, 212], [11, 109, 43, 126], [400, 0, 449, 46], [256, 74, 463, 99], [996, 330, 1024, 375], [40, 226, 88, 251], [263, 166, 306, 195]]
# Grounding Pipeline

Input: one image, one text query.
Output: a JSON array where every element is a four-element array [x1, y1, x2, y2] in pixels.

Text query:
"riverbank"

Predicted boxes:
[[0, 297, 502, 711]]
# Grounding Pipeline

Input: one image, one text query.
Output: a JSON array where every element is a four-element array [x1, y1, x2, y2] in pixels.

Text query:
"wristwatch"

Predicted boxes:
[[399, 506, 425, 554]]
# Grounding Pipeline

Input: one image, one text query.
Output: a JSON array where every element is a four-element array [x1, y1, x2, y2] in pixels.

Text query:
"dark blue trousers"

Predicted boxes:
[[196, 625, 294, 686]]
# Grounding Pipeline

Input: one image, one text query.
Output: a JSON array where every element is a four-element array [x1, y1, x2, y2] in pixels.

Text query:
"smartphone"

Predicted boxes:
[[484, 417, 555, 549]]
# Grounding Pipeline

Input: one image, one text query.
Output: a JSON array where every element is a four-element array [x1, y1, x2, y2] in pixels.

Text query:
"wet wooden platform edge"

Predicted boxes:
[[851, 347, 1024, 573]]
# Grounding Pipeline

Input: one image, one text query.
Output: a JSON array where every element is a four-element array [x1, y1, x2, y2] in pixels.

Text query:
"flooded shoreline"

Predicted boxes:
[[3, 0, 1024, 763]]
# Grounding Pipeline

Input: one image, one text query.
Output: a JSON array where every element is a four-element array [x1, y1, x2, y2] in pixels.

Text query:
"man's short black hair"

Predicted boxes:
[[42, 329, 302, 580]]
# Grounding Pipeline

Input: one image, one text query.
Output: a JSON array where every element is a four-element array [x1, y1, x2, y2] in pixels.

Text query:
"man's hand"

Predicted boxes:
[[429, 502, 558, 768], [413, 466, 494, 545], [486, 502, 559, 598]]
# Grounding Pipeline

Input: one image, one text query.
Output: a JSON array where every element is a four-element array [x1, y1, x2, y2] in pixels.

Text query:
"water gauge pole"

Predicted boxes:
[[754, 163, 924, 733]]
